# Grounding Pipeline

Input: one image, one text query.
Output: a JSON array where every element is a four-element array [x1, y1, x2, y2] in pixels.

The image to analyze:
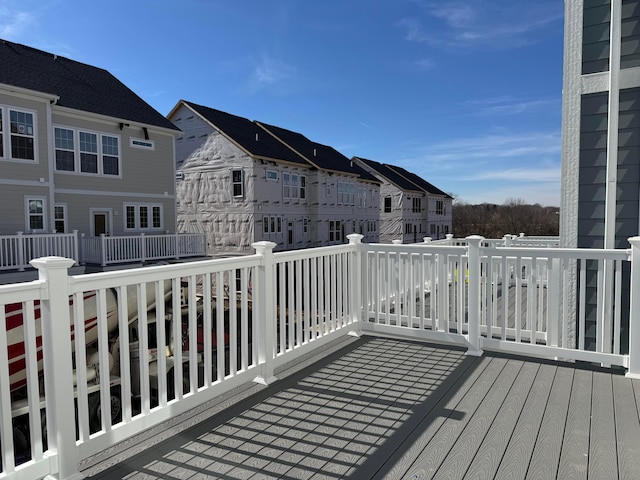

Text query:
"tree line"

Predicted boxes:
[[452, 198, 559, 239]]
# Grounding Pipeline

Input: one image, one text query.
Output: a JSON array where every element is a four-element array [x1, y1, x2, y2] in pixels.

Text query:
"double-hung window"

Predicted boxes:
[[232, 170, 244, 197], [1, 107, 36, 161], [54, 126, 120, 176], [26, 197, 46, 232]]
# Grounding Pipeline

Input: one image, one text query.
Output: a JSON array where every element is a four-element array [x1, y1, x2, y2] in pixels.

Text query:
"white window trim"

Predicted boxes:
[[25, 196, 47, 233], [266, 169, 279, 181], [53, 124, 121, 177], [123, 203, 164, 231], [130, 137, 155, 150], [232, 169, 244, 198], [1, 105, 39, 164]]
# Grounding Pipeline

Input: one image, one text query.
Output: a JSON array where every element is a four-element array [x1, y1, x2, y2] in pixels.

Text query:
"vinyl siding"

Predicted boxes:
[[0, 91, 50, 181]]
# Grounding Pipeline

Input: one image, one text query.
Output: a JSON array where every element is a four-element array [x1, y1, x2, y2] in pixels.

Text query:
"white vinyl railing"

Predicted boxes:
[[80, 233, 207, 266], [1, 234, 639, 480], [0, 232, 79, 271]]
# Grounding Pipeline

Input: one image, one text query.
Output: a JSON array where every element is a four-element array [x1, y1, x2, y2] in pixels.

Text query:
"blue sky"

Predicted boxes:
[[1, 0, 564, 206]]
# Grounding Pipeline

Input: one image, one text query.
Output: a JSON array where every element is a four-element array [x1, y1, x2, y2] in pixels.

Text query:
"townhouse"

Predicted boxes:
[[0, 40, 180, 239], [169, 101, 380, 254], [353, 157, 452, 243]]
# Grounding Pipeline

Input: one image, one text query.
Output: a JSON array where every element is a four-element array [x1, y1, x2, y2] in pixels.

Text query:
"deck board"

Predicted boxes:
[[81, 337, 640, 480]]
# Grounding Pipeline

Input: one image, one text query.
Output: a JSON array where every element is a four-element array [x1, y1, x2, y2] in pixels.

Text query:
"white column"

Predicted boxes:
[[30, 256, 79, 480], [347, 234, 364, 336], [466, 236, 484, 356], [252, 241, 278, 385]]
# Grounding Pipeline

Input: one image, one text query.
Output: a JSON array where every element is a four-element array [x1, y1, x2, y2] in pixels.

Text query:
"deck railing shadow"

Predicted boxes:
[[82, 336, 480, 479]]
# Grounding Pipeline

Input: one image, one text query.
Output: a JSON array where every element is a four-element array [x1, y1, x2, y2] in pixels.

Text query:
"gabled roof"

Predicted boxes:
[[256, 122, 379, 183], [176, 101, 309, 166], [387, 164, 452, 198], [0, 39, 178, 131], [353, 156, 423, 192]]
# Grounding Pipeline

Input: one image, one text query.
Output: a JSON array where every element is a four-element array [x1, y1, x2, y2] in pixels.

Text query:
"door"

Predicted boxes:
[[93, 213, 108, 236], [288, 222, 294, 246]]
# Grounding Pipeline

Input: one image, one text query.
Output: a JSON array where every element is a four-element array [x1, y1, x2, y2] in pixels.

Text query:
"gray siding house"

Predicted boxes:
[[561, 0, 640, 350], [168, 101, 380, 254], [0, 40, 180, 240], [353, 157, 452, 243]]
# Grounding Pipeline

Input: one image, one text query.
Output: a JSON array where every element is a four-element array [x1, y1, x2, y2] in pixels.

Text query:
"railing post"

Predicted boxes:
[[503, 234, 513, 247], [392, 239, 402, 245], [466, 235, 484, 356], [347, 234, 364, 336], [72, 230, 79, 264], [423, 237, 432, 244], [140, 233, 146, 263], [446, 233, 454, 245], [17, 231, 25, 271], [100, 233, 107, 267], [252, 241, 278, 385], [30, 256, 79, 479], [627, 237, 640, 378], [175, 232, 181, 259]]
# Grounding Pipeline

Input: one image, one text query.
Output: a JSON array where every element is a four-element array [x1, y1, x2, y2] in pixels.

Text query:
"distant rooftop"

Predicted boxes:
[[353, 156, 424, 192]]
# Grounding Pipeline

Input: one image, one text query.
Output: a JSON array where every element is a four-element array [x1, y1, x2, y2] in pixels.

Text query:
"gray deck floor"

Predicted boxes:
[[82, 336, 640, 480]]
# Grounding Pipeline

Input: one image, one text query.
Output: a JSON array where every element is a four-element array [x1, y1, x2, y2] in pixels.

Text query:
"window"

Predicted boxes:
[[326, 182, 332, 196], [337, 181, 355, 205], [284, 173, 304, 199], [102, 135, 119, 175], [232, 170, 244, 197], [384, 197, 392, 213], [303, 218, 309, 234], [263, 216, 282, 235], [55, 128, 75, 171], [124, 204, 163, 230], [26, 197, 46, 231], [329, 220, 342, 242], [54, 126, 120, 176], [10, 110, 35, 160], [80, 131, 98, 173], [413, 198, 421, 213], [54, 205, 67, 233], [130, 138, 154, 150], [266, 170, 278, 181], [357, 188, 366, 208], [436, 200, 444, 215]]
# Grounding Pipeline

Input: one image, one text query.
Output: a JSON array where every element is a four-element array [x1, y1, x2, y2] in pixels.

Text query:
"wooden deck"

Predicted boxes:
[[80, 336, 640, 480]]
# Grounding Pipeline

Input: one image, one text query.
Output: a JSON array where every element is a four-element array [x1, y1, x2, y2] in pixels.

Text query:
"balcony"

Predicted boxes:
[[1, 235, 639, 479], [0, 232, 207, 273]]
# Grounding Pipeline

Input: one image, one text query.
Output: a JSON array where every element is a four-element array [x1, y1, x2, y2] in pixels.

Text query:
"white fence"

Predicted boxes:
[[1, 234, 639, 480], [80, 233, 207, 266], [0, 232, 79, 271]]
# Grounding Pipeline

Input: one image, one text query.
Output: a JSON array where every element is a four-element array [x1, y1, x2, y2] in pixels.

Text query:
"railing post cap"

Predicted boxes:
[[30, 256, 76, 270], [465, 235, 485, 246], [628, 236, 640, 246], [423, 237, 432, 243], [392, 239, 402, 245], [347, 233, 363, 244], [252, 241, 277, 254], [446, 233, 454, 240]]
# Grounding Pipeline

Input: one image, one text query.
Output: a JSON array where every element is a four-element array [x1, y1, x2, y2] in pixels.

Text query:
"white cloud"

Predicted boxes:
[[463, 96, 560, 116], [252, 54, 296, 87], [410, 131, 561, 168], [398, 0, 563, 51], [0, 4, 34, 37]]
